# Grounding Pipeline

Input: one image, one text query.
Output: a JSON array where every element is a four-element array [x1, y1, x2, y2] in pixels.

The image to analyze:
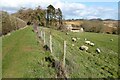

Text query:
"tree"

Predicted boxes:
[[46, 4, 55, 27], [56, 8, 63, 29]]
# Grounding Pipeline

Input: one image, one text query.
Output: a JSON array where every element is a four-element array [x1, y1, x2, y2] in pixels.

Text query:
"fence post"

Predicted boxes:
[[50, 35, 52, 53], [63, 40, 66, 68], [43, 31, 45, 45], [41, 30, 43, 39], [37, 27, 40, 38]]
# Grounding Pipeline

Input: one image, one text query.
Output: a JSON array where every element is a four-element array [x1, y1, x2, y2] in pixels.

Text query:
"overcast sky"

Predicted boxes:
[[0, 0, 119, 20]]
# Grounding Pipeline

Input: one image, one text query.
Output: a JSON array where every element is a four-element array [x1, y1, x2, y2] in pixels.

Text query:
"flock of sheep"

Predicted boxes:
[[71, 37, 101, 53]]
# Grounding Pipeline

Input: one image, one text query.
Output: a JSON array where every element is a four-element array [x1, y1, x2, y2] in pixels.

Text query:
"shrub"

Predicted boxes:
[[1, 11, 26, 35], [81, 20, 105, 33]]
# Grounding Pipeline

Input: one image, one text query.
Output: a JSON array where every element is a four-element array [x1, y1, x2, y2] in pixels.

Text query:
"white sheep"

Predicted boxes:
[[89, 42, 95, 46], [66, 32, 69, 35], [72, 37, 77, 42], [84, 38, 87, 41], [85, 41, 91, 44], [110, 39, 113, 41], [79, 45, 89, 51], [96, 48, 101, 53], [7, 33, 11, 36], [72, 44, 75, 46]]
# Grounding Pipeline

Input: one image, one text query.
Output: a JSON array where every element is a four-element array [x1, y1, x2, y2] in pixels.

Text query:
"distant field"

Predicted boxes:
[[43, 27, 118, 78], [2, 26, 118, 78], [64, 21, 83, 26], [2, 26, 55, 78]]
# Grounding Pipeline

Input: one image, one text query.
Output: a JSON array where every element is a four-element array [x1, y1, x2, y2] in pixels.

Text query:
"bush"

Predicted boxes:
[[81, 20, 105, 33], [1, 11, 26, 35]]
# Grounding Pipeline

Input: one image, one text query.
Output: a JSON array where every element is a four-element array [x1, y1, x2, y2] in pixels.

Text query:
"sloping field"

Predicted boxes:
[[64, 21, 83, 26], [43, 27, 118, 78], [2, 25, 118, 78], [2, 26, 55, 78]]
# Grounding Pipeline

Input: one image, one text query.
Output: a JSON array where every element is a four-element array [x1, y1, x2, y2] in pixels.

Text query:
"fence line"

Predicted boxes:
[[35, 27, 67, 63], [35, 26, 67, 77]]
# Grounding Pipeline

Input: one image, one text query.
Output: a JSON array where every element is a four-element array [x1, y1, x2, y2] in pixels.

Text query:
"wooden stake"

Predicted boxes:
[[41, 30, 43, 39], [63, 41, 66, 68], [50, 35, 52, 53], [43, 31, 45, 45]]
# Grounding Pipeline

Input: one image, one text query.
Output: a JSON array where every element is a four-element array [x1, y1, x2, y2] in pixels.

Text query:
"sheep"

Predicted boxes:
[[84, 38, 87, 41], [110, 39, 113, 41], [72, 37, 77, 42], [66, 32, 69, 35], [85, 41, 91, 44], [6, 33, 11, 36], [72, 44, 75, 46], [89, 42, 95, 46], [79, 45, 89, 51], [96, 48, 101, 53]]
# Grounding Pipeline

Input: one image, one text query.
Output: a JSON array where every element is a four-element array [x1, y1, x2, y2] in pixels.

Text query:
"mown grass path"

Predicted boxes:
[[2, 26, 55, 78]]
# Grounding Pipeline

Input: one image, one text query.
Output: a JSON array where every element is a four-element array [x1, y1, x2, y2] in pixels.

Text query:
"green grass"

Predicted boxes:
[[43, 27, 118, 78], [0, 37, 2, 79], [2, 26, 56, 78], [2, 26, 118, 78]]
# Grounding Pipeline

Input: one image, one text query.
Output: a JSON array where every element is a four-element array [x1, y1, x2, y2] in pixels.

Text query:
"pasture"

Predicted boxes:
[[43, 27, 118, 78], [2, 26, 118, 78]]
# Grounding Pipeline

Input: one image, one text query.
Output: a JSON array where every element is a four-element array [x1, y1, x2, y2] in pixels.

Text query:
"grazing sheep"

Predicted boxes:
[[66, 32, 69, 35], [72, 44, 75, 46], [7, 33, 11, 36], [72, 37, 77, 42], [89, 42, 95, 46], [110, 39, 113, 41], [84, 38, 87, 41], [79, 45, 89, 51], [85, 41, 91, 44], [96, 48, 101, 53]]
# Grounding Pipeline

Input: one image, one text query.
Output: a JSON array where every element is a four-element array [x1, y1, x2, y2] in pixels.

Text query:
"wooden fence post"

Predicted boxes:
[[50, 35, 52, 53], [41, 30, 43, 39], [43, 31, 45, 45], [37, 27, 40, 37], [63, 41, 66, 68]]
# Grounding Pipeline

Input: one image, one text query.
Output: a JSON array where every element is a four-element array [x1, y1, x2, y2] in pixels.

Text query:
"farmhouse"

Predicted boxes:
[[66, 24, 84, 32]]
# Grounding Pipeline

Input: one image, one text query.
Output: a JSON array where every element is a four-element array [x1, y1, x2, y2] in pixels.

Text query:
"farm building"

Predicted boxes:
[[71, 27, 84, 32], [65, 24, 84, 32]]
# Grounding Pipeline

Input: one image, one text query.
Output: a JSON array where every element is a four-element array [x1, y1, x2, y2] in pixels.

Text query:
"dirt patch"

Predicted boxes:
[[22, 46, 34, 52]]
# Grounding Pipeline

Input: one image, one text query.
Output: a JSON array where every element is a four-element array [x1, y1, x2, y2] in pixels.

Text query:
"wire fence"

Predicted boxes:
[[32, 25, 118, 78]]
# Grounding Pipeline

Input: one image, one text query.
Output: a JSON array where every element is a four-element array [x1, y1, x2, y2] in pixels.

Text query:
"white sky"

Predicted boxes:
[[0, 0, 119, 19]]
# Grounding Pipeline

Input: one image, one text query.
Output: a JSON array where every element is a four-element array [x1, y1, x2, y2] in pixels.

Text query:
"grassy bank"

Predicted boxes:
[[2, 26, 55, 78]]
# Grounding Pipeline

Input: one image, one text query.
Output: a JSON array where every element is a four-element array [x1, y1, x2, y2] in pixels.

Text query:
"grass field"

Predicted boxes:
[[0, 37, 2, 79], [2, 26, 118, 78], [43, 27, 118, 78], [2, 26, 56, 78]]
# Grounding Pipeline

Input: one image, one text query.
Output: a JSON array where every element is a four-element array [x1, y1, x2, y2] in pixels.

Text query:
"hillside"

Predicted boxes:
[[2, 25, 118, 78], [64, 20, 83, 26], [12, 7, 46, 26], [43, 27, 118, 78], [64, 20, 118, 34], [1, 11, 26, 35]]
